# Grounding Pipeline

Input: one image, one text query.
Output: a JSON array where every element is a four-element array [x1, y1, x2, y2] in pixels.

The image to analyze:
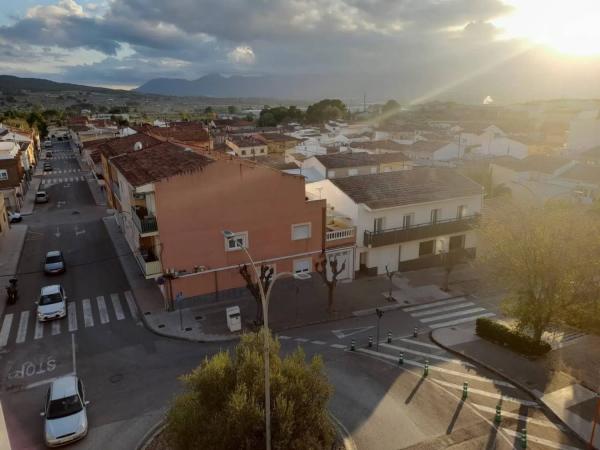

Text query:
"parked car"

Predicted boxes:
[[7, 211, 22, 223], [44, 251, 65, 275], [46, 151, 53, 158], [44, 140, 52, 148], [35, 191, 49, 203], [43, 163, 53, 172], [36, 284, 67, 322], [41, 375, 89, 447]]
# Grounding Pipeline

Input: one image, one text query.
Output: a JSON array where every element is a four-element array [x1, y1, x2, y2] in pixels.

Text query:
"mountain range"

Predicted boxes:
[[0, 75, 123, 94]]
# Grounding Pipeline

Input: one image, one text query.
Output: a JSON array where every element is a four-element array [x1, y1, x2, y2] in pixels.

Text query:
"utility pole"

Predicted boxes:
[[363, 93, 367, 113], [375, 308, 383, 351]]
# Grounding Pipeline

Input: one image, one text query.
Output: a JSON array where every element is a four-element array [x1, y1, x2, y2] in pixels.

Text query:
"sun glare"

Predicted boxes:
[[495, 0, 600, 56]]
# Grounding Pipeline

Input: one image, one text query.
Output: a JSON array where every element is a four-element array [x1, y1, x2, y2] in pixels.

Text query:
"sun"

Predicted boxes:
[[494, 0, 600, 56]]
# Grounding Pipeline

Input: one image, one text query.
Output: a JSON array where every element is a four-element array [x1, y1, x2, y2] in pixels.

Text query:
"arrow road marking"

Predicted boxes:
[[55, 226, 61, 238], [332, 326, 374, 339]]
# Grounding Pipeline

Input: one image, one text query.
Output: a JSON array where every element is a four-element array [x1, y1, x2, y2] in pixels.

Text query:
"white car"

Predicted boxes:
[[42, 375, 89, 447], [36, 285, 67, 322]]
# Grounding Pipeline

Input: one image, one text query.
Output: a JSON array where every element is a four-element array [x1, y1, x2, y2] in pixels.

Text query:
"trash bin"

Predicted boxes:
[[226, 306, 242, 332]]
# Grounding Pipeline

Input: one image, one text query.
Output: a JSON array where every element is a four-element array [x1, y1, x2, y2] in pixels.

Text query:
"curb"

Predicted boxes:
[[136, 417, 167, 450], [429, 329, 592, 449], [329, 411, 357, 450]]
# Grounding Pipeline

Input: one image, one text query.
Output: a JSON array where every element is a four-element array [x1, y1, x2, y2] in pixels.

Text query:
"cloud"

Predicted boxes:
[[228, 46, 256, 65]]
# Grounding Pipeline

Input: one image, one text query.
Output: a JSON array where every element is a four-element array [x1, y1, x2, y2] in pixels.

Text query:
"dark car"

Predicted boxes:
[[43, 163, 53, 172], [44, 251, 65, 275]]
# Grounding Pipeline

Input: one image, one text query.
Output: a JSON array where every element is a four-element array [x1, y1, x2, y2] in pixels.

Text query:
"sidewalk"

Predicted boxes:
[[432, 323, 599, 449], [0, 224, 28, 318], [19, 175, 41, 215], [73, 142, 107, 207]]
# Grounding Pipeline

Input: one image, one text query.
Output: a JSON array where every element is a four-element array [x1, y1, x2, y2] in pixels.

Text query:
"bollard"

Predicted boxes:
[[413, 327, 418, 338], [351, 339, 355, 351], [423, 359, 429, 377], [495, 404, 502, 424], [368, 336, 373, 348], [521, 428, 527, 449], [462, 382, 468, 400], [399, 352, 404, 365], [387, 331, 392, 344]]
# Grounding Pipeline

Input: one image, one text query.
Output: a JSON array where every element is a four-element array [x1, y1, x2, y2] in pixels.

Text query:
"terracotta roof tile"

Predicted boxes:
[[98, 133, 162, 158], [315, 151, 409, 169]]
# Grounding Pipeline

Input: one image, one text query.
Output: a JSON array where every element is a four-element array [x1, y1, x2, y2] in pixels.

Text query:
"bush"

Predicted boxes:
[[475, 318, 551, 356]]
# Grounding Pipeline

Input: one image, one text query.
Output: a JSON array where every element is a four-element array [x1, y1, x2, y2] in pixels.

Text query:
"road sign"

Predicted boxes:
[[332, 326, 374, 339]]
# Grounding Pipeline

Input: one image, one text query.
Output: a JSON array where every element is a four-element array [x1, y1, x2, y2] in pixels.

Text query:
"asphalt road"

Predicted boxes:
[[0, 140, 584, 450]]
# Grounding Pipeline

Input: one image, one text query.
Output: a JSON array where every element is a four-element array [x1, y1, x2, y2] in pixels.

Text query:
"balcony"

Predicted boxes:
[[131, 206, 158, 235], [134, 251, 162, 278], [364, 214, 480, 248]]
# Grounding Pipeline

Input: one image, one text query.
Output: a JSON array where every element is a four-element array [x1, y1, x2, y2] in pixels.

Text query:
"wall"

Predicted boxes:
[[154, 160, 326, 298], [0, 194, 8, 237]]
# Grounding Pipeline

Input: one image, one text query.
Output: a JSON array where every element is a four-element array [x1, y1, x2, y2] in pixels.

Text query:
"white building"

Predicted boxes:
[[306, 168, 483, 275], [402, 140, 461, 161]]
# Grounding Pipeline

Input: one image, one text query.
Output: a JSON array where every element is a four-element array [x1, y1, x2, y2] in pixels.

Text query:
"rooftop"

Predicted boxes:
[[227, 136, 266, 147], [314, 151, 409, 169], [492, 155, 572, 174], [98, 133, 162, 159], [331, 168, 482, 209], [406, 140, 453, 154], [110, 142, 213, 187], [350, 140, 409, 152]]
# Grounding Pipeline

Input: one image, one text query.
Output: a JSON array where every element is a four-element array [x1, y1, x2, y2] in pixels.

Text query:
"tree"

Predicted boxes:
[[204, 106, 213, 114], [228, 105, 238, 114], [479, 201, 600, 343], [384, 265, 399, 301], [239, 264, 273, 325], [316, 253, 346, 314], [305, 99, 348, 124], [382, 99, 400, 114], [165, 331, 335, 450]]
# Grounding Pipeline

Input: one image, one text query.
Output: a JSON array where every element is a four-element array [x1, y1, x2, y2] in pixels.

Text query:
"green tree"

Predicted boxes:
[[228, 105, 238, 114], [165, 331, 335, 450], [305, 99, 348, 124], [479, 201, 600, 343], [204, 106, 213, 114], [382, 99, 400, 114]]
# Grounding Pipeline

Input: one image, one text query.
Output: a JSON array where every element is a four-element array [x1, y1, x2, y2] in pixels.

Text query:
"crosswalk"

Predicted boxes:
[[0, 291, 140, 347], [44, 169, 83, 174], [277, 333, 576, 449], [47, 155, 75, 160], [41, 175, 87, 184], [405, 297, 495, 329]]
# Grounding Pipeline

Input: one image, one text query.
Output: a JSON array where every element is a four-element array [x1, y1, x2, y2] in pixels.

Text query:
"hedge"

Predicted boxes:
[[475, 318, 551, 357]]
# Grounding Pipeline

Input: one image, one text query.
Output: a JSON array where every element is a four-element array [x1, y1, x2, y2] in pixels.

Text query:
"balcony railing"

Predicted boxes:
[[326, 228, 355, 241], [364, 214, 480, 248], [134, 251, 162, 278], [131, 206, 158, 234], [111, 181, 121, 201]]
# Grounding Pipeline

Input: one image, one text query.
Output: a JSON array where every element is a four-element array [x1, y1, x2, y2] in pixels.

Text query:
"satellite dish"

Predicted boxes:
[[133, 141, 143, 151]]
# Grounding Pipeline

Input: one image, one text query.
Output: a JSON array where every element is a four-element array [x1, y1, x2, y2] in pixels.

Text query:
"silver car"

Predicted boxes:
[[42, 375, 89, 447], [44, 251, 65, 275]]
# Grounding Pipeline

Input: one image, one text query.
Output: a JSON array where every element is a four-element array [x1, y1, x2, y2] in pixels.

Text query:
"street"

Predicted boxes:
[[0, 140, 584, 449]]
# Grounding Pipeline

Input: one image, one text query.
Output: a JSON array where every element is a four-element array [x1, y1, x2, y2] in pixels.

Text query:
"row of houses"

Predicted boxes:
[[85, 121, 485, 305]]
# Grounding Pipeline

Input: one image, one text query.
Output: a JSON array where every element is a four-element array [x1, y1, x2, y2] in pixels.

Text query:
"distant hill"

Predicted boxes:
[[0, 75, 125, 94]]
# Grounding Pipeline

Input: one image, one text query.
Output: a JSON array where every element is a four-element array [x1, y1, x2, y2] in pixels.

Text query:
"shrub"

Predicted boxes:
[[475, 318, 551, 356]]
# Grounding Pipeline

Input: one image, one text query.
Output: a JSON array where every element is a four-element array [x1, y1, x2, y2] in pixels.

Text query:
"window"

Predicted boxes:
[[370, 166, 377, 174], [0, 170, 7, 181], [457, 205, 467, 219], [374, 217, 385, 233], [328, 170, 336, 178], [224, 232, 248, 251], [402, 213, 414, 229], [449, 235, 465, 251], [348, 168, 358, 176], [431, 208, 441, 224], [419, 240, 435, 256], [293, 258, 311, 274], [292, 223, 311, 240]]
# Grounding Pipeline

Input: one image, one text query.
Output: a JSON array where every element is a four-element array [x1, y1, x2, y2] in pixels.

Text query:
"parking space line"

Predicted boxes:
[[51, 320, 61, 335], [68, 301, 77, 332], [111, 293, 125, 320], [34, 319, 44, 340], [82, 298, 94, 327], [97, 296, 110, 324], [16, 311, 29, 344], [331, 344, 346, 349], [295, 338, 309, 342], [0, 314, 13, 347], [124, 291, 140, 323], [311, 340, 326, 345]]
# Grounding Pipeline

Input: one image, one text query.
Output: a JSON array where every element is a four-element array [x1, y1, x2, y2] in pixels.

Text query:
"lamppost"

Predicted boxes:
[[222, 230, 310, 450]]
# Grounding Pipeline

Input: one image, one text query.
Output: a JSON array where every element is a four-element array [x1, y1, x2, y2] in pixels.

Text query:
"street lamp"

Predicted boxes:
[[222, 230, 310, 450]]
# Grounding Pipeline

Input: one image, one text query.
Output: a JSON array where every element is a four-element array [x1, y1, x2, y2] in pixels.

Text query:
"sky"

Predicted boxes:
[[1, 0, 600, 101]]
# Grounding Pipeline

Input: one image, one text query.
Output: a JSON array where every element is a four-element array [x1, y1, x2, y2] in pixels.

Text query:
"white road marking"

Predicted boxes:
[[124, 291, 140, 322], [396, 338, 441, 350], [379, 342, 475, 367], [433, 379, 538, 406], [96, 296, 109, 324], [51, 320, 60, 336], [411, 302, 475, 317], [429, 312, 496, 329], [295, 337, 309, 342], [24, 372, 76, 391], [420, 307, 486, 323], [0, 314, 14, 347], [503, 429, 579, 450], [332, 326, 374, 339], [82, 298, 94, 327], [311, 340, 326, 345], [71, 333, 76, 374], [471, 404, 563, 430], [68, 301, 77, 332], [278, 335, 291, 340], [111, 293, 125, 320], [16, 311, 30, 344], [34, 320, 44, 340], [403, 297, 468, 312], [331, 344, 346, 349]]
